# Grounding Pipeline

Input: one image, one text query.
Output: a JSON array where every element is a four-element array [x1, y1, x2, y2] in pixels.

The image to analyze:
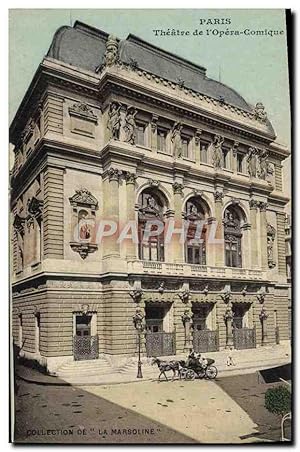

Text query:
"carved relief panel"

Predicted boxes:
[[69, 188, 99, 259]]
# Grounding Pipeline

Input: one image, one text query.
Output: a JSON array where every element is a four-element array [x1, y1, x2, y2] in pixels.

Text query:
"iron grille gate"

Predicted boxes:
[[73, 335, 99, 361], [145, 332, 176, 357], [193, 329, 219, 353], [233, 327, 256, 350]]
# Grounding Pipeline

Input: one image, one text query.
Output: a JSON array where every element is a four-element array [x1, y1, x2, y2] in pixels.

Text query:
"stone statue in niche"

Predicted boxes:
[[254, 102, 267, 122], [267, 223, 276, 268], [247, 147, 258, 177], [107, 102, 121, 139], [78, 210, 94, 242], [104, 35, 119, 66], [123, 106, 137, 144], [258, 150, 269, 180], [171, 122, 183, 158], [212, 135, 224, 169]]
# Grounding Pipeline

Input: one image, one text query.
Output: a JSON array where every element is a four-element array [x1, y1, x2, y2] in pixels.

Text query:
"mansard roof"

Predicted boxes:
[[47, 21, 251, 112]]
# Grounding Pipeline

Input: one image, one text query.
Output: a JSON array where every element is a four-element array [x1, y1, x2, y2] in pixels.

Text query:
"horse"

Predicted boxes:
[[151, 358, 181, 381]]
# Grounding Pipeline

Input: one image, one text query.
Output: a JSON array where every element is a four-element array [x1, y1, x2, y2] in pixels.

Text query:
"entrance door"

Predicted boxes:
[[192, 304, 219, 353], [73, 314, 99, 361], [145, 304, 175, 357], [232, 304, 256, 350]]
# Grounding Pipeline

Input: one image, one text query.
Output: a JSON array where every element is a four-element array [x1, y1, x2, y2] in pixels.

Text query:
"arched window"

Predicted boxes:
[[184, 197, 207, 265], [138, 189, 166, 261], [223, 206, 243, 268]]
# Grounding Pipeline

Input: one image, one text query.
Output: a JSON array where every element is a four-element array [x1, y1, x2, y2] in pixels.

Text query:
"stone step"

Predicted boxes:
[[59, 359, 109, 367], [59, 363, 111, 371], [57, 358, 112, 377]]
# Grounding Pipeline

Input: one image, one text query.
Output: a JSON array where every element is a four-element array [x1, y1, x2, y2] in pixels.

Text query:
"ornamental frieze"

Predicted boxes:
[[68, 102, 98, 123], [141, 280, 181, 291], [46, 280, 102, 289]]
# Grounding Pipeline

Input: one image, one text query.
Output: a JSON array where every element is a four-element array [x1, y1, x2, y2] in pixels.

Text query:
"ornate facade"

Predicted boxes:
[[10, 21, 290, 372]]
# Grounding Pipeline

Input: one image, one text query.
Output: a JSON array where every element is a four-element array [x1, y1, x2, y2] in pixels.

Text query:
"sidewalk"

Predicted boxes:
[[15, 343, 291, 387]]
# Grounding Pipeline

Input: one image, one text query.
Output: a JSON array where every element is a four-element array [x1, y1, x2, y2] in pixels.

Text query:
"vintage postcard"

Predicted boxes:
[[10, 8, 292, 444]]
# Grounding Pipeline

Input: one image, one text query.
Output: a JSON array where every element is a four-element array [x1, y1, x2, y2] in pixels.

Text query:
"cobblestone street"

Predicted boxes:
[[13, 370, 291, 444]]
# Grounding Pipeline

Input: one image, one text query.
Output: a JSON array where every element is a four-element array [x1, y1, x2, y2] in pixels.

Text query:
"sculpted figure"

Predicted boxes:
[[123, 107, 137, 144], [247, 147, 257, 177], [107, 102, 121, 139], [104, 35, 119, 66], [171, 122, 183, 158], [254, 102, 267, 122], [258, 150, 269, 180], [212, 135, 224, 169]]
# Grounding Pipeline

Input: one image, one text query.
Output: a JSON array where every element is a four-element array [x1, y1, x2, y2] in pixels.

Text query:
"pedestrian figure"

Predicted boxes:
[[226, 346, 236, 366]]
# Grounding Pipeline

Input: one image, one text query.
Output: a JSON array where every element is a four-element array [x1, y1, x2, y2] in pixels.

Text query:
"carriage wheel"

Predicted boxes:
[[205, 366, 218, 379], [185, 369, 196, 381], [197, 368, 206, 379], [179, 368, 187, 380]]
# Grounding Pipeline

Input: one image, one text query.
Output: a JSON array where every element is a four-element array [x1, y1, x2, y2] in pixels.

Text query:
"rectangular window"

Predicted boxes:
[[225, 238, 242, 268], [222, 149, 229, 169], [136, 123, 146, 146], [237, 153, 244, 173], [181, 136, 190, 158], [157, 128, 167, 152], [200, 142, 208, 163]]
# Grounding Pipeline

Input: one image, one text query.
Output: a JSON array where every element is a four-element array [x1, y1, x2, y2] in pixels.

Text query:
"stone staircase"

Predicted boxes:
[[57, 356, 112, 380]]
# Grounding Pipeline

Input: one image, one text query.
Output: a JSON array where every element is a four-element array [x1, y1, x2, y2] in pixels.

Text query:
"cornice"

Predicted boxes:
[[10, 57, 100, 145], [98, 66, 276, 144]]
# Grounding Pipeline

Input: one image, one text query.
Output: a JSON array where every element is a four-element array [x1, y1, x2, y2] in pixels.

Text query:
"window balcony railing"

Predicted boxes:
[[127, 260, 265, 280]]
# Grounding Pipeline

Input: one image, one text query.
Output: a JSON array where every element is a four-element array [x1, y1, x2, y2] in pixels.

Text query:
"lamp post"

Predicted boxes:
[[133, 308, 145, 379]]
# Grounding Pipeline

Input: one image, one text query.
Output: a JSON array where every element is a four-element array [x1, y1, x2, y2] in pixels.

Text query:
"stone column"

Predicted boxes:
[[231, 141, 239, 173], [172, 182, 184, 263], [125, 172, 137, 260], [259, 202, 268, 271], [194, 129, 202, 164], [181, 308, 193, 351], [102, 168, 121, 259], [150, 114, 158, 152], [224, 304, 234, 349], [221, 289, 233, 348], [249, 199, 259, 269], [257, 291, 268, 346], [260, 309, 268, 346], [214, 190, 225, 267]]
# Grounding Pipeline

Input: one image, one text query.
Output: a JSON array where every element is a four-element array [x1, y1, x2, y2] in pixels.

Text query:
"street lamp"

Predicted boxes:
[[133, 308, 145, 379]]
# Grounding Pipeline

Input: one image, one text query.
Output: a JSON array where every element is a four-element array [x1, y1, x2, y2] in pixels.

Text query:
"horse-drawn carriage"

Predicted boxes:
[[152, 355, 218, 381], [178, 357, 218, 380]]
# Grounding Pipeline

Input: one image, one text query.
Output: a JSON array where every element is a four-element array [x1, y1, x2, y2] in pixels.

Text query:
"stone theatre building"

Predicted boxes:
[[10, 21, 291, 372]]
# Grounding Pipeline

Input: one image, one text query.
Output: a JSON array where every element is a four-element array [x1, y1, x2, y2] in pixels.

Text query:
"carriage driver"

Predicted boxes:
[[188, 349, 208, 368]]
